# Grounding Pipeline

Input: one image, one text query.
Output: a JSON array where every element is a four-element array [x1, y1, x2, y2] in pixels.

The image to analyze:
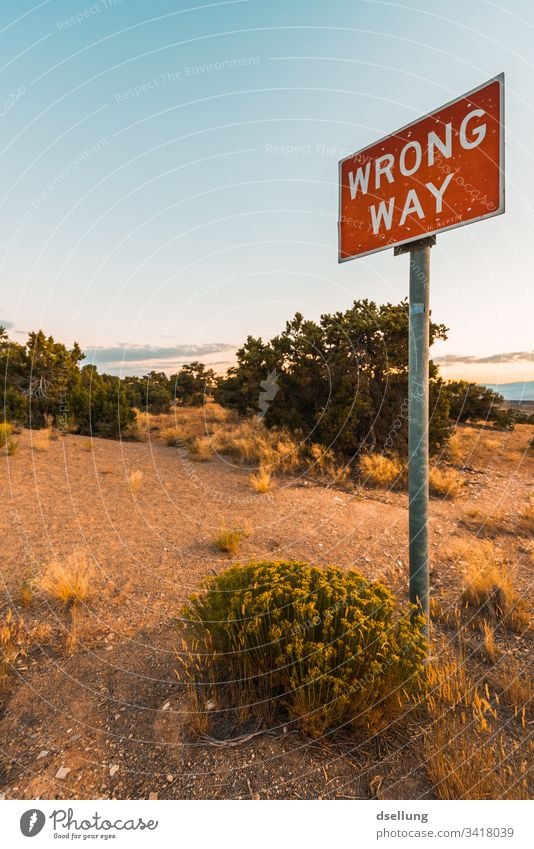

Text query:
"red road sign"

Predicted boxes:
[[338, 74, 504, 261]]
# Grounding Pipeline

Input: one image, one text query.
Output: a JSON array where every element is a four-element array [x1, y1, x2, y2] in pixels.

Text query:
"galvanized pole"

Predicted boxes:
[[395, 235, 435, 624]]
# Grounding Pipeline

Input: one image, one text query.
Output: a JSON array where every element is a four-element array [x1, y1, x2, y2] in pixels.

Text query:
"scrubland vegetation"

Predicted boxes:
[[178, 562, 426, 738], [0, 308, 532, 800]]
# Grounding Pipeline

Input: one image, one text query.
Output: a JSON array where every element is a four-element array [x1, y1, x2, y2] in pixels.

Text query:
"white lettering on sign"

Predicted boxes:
[[370, 197, 395, 233], [349, 162, 371, 199], [374, 154, 395, 189], [459, 109, 487, 149], [347, 111, 490, 234], [426, 173, 454, 213], [399, 141, 422, 176], [339, 74, 503, 260], [428, 122, 452, 165]]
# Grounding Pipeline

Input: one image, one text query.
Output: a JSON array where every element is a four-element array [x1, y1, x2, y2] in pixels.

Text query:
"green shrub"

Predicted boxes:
[[179, 561, 426, 737]]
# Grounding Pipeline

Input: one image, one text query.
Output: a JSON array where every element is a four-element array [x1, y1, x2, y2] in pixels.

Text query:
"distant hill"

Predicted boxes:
[[484, 381, 534, 402]]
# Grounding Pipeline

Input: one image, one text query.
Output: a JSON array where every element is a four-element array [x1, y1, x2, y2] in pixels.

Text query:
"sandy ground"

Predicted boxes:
[[0, 419, 532, 799]]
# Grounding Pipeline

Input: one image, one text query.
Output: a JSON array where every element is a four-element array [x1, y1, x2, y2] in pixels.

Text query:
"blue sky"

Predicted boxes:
[[0, 0, 532, 384]]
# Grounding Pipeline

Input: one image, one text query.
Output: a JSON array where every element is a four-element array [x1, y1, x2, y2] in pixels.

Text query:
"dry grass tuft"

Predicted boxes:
[[498, 660, 533, 720], [250, 465, 272, 493], [0, 422, 19, 455], [31, 428, 52, 452], [39, 551, 94, 607], [19, 581, 33, 606], [359, 453, 405, 489], [482, 621, 499, 662], [210, 420, 302, 474], [175, 638, 213, 736], [460, 543, 530, 632], [429, 466, 464, 499], [81, 439, 93, 452], [0, 609, 26, 685], [424, 652, 528, 799], [160, 426, 182, 446], [443, 433, 463, 464], [213, 526, 247, 554], [0, 422, 12, 445], [129, 469, 144, 494], [188, 436, 212, 461], [515, 494, 534, 537]]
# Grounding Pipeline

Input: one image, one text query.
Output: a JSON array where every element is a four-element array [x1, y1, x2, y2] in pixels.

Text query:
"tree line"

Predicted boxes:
[[0, 327, 215, 438], [1, 303, 528, 450]]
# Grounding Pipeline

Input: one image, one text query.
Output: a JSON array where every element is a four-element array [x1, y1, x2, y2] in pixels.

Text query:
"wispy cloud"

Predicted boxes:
[[434, 351, 533, 366], [0, 316, 14, 329], [85, 342, 235, 365], [83, 342, 236, 375]]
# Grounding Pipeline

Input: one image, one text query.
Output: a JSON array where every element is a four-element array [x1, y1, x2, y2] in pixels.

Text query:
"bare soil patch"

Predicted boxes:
[[1, 416, 532, 799]]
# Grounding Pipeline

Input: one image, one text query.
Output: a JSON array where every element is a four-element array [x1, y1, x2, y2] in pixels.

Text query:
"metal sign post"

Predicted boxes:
[[337, 74, 504, 627], [395, 236, 436, 623]]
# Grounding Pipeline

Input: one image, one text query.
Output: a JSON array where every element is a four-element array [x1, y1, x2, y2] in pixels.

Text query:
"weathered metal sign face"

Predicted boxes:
[[338, 74, 504, 261]]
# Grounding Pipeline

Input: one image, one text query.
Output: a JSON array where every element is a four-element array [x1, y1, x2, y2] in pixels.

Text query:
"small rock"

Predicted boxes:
[[55, 767, 71, 780], [36, 750, 49, 760], [205, 699, 216, 711], [166, 774, 174, 783], [161, 701, 171, 711], [109, 765, 119, 777], [114, 714, 120, 720], [66, 728, 73, 734]]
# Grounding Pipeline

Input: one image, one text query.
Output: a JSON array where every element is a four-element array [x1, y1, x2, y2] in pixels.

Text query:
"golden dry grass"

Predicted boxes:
[[482, 621, 499, 662], [439, 539, 531, 632], [515, 494, 534, 536], [498, 661, 533, 719], [359, 453, 404, 489], [0, 609, 25, 685], [19, 582, 33, 606], [129, 469, 144, 494], [0, 422, 18, 454], [160, 426, 182, 446], [424, 652, 528, 799], [81, 439, 93, 452], [453, 541, 531, 632], [462, 497, 533, 538], [250, 465, 272, 493], [188, 436, 212, 461], [0, 422, 12, 444], [443, 434, 463, 464], [209, 419, 302, 474], [213, 526, 247, 554], [428, 466, 464, 499], [39, 551, 94, 607]]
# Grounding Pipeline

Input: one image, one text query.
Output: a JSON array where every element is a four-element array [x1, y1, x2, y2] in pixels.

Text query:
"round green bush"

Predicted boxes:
[[180, 561, 426, 737]]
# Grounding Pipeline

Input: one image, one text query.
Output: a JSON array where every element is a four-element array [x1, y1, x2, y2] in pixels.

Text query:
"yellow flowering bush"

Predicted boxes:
[[179, 561, 426, 737]]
